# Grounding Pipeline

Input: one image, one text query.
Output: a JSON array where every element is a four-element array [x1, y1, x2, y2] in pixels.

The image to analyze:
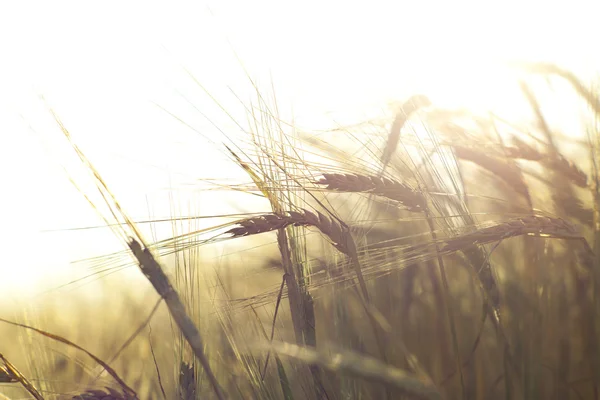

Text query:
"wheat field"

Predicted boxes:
[[1, 59, 600, 400]]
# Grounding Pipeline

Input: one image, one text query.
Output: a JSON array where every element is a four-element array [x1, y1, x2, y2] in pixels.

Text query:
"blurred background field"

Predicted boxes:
[[2, 1, 600, 399]]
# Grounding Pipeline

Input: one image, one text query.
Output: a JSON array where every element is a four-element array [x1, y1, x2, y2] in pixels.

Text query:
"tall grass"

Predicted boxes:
[[1, 63, 599, 400]]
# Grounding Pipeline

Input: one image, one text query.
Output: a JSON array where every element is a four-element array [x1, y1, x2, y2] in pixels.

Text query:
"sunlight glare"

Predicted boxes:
[[0, 0, 598, 300]]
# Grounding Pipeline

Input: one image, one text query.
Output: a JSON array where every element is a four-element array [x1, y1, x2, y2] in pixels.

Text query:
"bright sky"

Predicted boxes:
[[0, 1, 598, 301]]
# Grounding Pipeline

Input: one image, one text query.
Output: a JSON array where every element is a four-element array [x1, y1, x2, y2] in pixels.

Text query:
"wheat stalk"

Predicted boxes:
[[227, 208, 460, 375], [315, 170, 503, 331], [226, 145, 327, 394], [0, 315, 137, 399], [317, 173, 427, 212], [50, 110, 225, 400]]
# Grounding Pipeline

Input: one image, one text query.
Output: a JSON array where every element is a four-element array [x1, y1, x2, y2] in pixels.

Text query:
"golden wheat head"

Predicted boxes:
[[317, 173, 426, 212]]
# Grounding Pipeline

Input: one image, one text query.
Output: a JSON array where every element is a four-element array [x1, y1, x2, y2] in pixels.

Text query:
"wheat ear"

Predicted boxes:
[[178, 362, 196, 400], [442, 216, 587, 253], [71, 388, 127, 400], [0, 354, 43, 400], [453, 145, 531, 200], [261, 341, 442, 400], [128, 239, 226, 400], [317, 173, 427, 211], [505, 136, 588, 188], [382, 94, 432, 169], [227, 209, 368, 298]]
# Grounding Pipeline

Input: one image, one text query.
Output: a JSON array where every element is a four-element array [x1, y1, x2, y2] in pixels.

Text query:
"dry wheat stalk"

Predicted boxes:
[[444, 214, 594, 379], [316, 171, 504, 327], [226, 146, 318, 365], [0, 317, 137, 399], [316, 173, 426, 212], [51, 109, 224, 400]]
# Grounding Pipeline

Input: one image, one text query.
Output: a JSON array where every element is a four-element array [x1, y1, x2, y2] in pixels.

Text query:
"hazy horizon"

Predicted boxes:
[[1, 0, 598, 300]]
